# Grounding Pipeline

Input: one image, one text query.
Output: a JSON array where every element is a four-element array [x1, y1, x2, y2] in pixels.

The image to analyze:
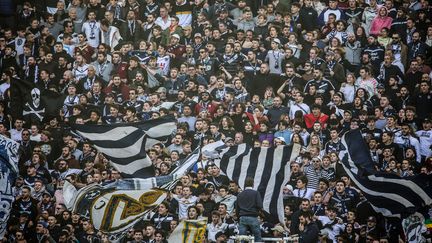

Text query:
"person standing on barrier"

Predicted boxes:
[[236, 177, 263, 242]]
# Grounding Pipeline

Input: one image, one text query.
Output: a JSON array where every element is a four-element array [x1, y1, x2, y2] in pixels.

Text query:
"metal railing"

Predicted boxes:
[[230, 235, 299, 242]]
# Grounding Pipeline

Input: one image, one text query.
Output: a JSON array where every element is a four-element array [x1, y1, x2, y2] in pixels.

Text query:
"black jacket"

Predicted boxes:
[[299, 7, 318, 31], [250, 72, 280, 98], [299, 221, 320, 243], [236, 188, 263, 217]]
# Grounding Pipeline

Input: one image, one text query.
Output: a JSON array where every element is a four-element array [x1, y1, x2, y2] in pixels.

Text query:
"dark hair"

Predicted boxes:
[[299, 210, 312, 219], [244, 177, 254, 187]]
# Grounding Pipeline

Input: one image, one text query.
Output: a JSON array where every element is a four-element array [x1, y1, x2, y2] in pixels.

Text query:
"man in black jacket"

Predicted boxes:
[[298, 210, 319, 243], [250, 63, 280, 98], [299, 0, 318, 31], [236, 177, 263, 242]]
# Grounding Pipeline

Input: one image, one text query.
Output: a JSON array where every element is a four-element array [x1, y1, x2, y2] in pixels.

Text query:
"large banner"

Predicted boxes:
[[168, 219, 207, 243], [0, 135, 20, 239], [64, 181, 167, 235]]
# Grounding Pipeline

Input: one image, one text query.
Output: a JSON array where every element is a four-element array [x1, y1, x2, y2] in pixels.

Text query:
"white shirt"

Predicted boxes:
[[394, 134, 422, 163], [175, 195, 198, 219], [156, 55, 170, 76], [155, 17, 171, 30], [207, 222, 228, 242], [289, 101, 310, 119], [30, 134, 41, 142], [317, 216, 345, 243], [292, 188, 315, 200], [339, 83, 357, 103], [81, 21, 101, 48], [415, 129, 432, 157], [73, 64, 89, 81], [10, 129, 24, 142]]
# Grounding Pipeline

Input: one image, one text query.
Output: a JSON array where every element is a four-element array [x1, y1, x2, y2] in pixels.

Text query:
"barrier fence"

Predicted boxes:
[[230, 235, 300, 242]]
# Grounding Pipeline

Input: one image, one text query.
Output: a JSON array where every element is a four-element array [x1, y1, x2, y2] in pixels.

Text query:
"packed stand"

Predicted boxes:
[[0, 0, 431, 242]]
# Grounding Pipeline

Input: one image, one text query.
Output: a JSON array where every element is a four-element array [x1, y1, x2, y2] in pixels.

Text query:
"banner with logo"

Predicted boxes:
[[64, 181, 167, 236]]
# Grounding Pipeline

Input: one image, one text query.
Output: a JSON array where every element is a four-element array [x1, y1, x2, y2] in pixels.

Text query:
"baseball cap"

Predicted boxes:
[[367, 216, 377, 222], [276, 137, 286, 143], [272, 38, 281, 45], [224, 137, 234, 142], [156, 87, 167, 93], [271, 225, 285, 233]]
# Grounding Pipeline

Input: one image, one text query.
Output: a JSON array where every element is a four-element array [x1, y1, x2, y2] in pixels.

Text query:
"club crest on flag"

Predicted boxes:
[[70, 183, 167, 234]]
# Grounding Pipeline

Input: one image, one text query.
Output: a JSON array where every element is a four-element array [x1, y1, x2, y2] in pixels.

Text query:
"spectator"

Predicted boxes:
[[236, 177, 263, 242]]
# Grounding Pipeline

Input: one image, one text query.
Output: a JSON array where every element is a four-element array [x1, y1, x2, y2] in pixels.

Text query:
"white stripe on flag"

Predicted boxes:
[[110, 157, 152, 175], [225, 144, 247, 179], [146, 137, 164, 150], [237, 149, 251, 191], [263, 147, 283, 214], [290, 144, 301, 161], [145, 122, 177, 137], [253, 148, 268, 190], [78, 126, 139, 141], [93, 135, 145, 158], [369, 204, 400, 218], [281, 155, 293, 222], [202, 140, 225, 159]]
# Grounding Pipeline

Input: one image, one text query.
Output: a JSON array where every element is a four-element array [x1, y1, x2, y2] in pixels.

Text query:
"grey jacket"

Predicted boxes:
[[344, 41, 363, 66], [91, 61, 114, 83]]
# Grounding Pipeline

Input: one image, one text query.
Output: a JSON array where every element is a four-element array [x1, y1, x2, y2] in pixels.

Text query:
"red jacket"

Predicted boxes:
[[103, 83, 130, 101], [304, 113, 329, 129], [195, 101, 218, 116]]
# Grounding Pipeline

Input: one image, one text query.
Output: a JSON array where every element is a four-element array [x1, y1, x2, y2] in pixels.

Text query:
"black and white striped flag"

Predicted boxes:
[[340, 130, 432, 218], [72, 116, 176, 178], [205, 142, 301, 223]]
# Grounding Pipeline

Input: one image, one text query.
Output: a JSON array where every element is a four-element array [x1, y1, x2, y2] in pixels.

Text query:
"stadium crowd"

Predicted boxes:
[[0, 0, 431, 242]]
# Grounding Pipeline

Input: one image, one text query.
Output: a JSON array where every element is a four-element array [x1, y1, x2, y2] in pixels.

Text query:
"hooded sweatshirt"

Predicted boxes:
[[369, 7, 393, 36]]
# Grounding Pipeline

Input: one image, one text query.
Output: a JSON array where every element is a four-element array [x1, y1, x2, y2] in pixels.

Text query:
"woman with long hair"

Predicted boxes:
[[187, 206, 201, 220], [307, 133, 323, 151], [291, 133, 305, 146], [213, 104, 226, 124], [341, 223, 359, 242], [257, 121, 274, 145], [262, 86, 275, 109], [340, 73, 358, 104], [354, 26, 368, 47], [231, 103, 255, 132], [251, 105, 269, 131], [219, 116, 236, 139]]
